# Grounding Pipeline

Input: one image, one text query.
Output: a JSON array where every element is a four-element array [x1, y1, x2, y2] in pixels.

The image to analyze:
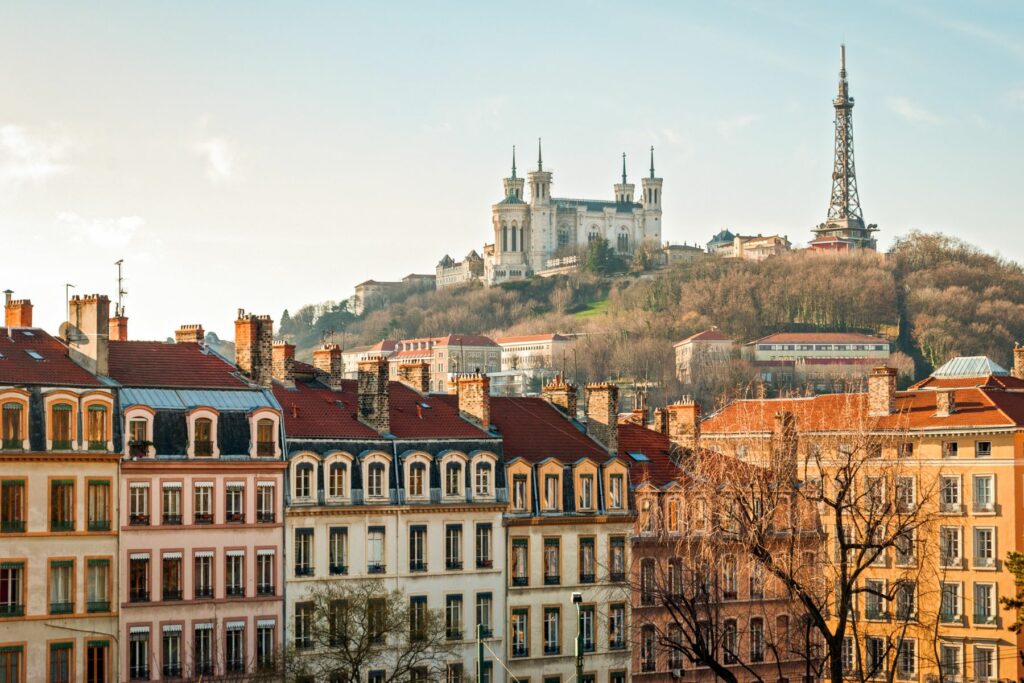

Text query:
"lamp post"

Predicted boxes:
[[572, 591, 583, 683]]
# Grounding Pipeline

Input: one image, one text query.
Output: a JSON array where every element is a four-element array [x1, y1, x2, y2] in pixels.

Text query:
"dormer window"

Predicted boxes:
[[608, 474, 623, 510], [328, 462, 348, 499], [409, 463, 426, 498], [578, 474, 593, 511], [367, 463, 386, 499], [445, 463, 462, 497], [87, 405, 108, 450], [51, 403, 73, 450], [125, 408, 155, 458], [544, 474, 559, 511], [512, 474, 527, 512], [294, 463, 313, 500], [1, 402, 24, 450], [194, 418, 213, 457], [474, 463, 492, 498], [256, 419, 275, 457]]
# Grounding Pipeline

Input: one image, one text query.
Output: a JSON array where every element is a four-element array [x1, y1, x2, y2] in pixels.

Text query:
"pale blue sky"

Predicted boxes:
[[2, 1, 1021, 339]]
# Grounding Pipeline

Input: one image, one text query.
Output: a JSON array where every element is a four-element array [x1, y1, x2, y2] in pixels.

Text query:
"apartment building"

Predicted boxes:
[[387, 335, 501, 393], [672, 327, 735, 384], [273, 347, 507, 682], [340, 339, 397, 379], [700, 362, 1024, 680], [109, 315, 286, 681], [746, 332, 891, 393], [0, 296, 120, 683], [496, 334, 571, 374]]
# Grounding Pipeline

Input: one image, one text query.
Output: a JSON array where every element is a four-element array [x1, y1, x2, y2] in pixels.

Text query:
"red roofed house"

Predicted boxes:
[[672, 327, 736, 383], [387, 335, 500, 393], [340, 338, 397, 379], [746, 331, 890, 393]]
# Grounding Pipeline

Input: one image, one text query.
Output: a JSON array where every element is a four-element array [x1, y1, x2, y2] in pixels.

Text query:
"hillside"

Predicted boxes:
[[277, 232, 1024, 399]]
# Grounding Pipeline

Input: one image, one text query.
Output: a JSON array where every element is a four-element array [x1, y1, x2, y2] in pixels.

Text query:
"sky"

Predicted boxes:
[[2, 1, 1022, 340]]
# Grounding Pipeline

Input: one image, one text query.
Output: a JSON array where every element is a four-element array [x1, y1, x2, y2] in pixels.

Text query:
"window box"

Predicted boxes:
[[1, 439, 22, 450], [162, 514, 182, 525], [162, 589, 182, 601], [129, 589, 149, 603], [52, 440, 72, 451], [0, 520, 25, 533], [257, 512, 275, 523], [87, 600, 110, 613], [477, 559, 493, 569], [51, 520, 75, 532], [257, 583, 275, 596], [446, 560, 463, 571], [579, 573, 595, 584], [129, 514, 150, 526], [50, 601, 73, 614], [128, 441, 152, 458], [0, 603, 23, 617], [939, 611, 962, 624], [194, 587, 213, 599], [329, 564, 348, 576], [88, 440, 106, 451], [544, 575, 560, 586], [88, 519, 111, 532], [609, 571, 626, 583], [226, 513, 245, 524], [512, 577, 528, 587], [409, 561, 427, 572], [194, 513, 213, 525], [367, 563, 386, 574], [974, 613, 996, 626], [226, 586, 245, 597], [974, 556, 995, 569], [294, 566, 313, 577], [511, 645, 528, 658]]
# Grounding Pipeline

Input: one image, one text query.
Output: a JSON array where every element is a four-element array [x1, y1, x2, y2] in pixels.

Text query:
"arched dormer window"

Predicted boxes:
[[256, 419, 274, 456], [249, 408, 281, 458], [445, 461, 462, 497], [474, 462, 492, 498], [124, 406, 156, 458], [328, 461, 348, 499], [50, 403, 74, 451], [86, 405, 108, 450], [408, 462, 427, 499], [293, 462, 314, 501], [1, 394, 28, 451], [194, 418, 213, 456], [367, 462, 386, 499]]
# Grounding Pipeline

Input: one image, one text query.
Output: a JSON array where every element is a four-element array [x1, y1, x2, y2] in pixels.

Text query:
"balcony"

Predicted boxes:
[[51, 519, 75, 532], [609, 638, 626, 651], [194, 512, 213, 525], [329, 564, 348, 576], [226, 585, 245, 597], [579, 573, 595, 584], [88, 440, 106, 451], [162, 664, 182, 679], [129, 667, 150, 681], [162, 514, 182, 526], [294, 565, 314, 577], [257, 511, 276, 524], [194, 586, 213, 599], [52, 440, 72, 451], [1, 439, 22, 450], [477, 558, 493, 569], [226, 659, 244, 673], [0, 520, 25, 533], [129, 589, 150, 603], [641, 660, 656, 673], [973, 501, 996, 514], [225, 512, 245, 524], [723, 590, 737, 601], [128, 442, 150, 458], [544, 574, 560, 586], [88, 519, 111, 532], [50, 601, 74, 615], [257, 583, 275, 596], [129, 513, 150, 526], [162, 589, 182, 601], [256, 441, 275, 457], [409, 561, 427, 572], [446, 560, 463, 571], [511, 644, 528, 658], [194, 441, 213, 457], [0, 603, 23, 617], [87, 600, 110, 613], [193, 662, 214, 676], [512, 576, 528, 587], [367, 563, 386, 574]]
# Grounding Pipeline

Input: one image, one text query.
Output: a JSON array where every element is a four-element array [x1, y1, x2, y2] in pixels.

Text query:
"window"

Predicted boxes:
[[974, 583, 995, 624], [49, 559, 73, 614], [194, 552, 213, 598], [577, 537, 595, 583], [543, 607, 560, 655], [295, 528, 314, 576], [226, 552, 245, 596], [85, 558, 110, 612], [128, 418, 149, 455], [255, 482, 275, 523], [194, 624, 213, 675], [606, 606, 622, 651], [256, 622, 275, 671], [943, 441, 958, 458], [445, 462, 462, 497], [749, 563, 765, 599], [512, 474, 527, 511], [257, 551, 275, 595], [578, 474, 593, 510], [86, 641, 108, 683], [723, 619, 738, 664], [722, 555, 738, 599], [543, 538, 560, 585], [368, 526, 385, 573], [973, 475, 995, 512], [667, 498, 681, 532], [295, 603, 313, 648], [408, 462, 425, 498], [226, 484, 244, 523], [51, 403, 73, 450], [974, 645, 996, 682], [445, 524, 463, 570], [129, 628, 149, 681], [976, 441, 992, 457], [327, 462, 348, 499], [162, 553, 182, 601], [511, 538, 528, 586], [641, 624, 656, 671], [896, 476, 915, 512], [410, 525, 427, 571], [608, 474, 623, 509], [129, 555, 149, 602], [256, 418, 275, 456], [938, 476, 960, 513], [84, 480, 110, 531], [476, 593, 492, 638], [294, 463, 313, 500], [193, 417, 213, 456], [940, 527, 962, 567], [49, 642, 73, 683], [50, 479, 75, 531], [194, 483, 212, 524], [87, 405, 108, 450], [226, 623, 245, 673], [866, 636, 886, 678], [940, 645, 961, 682], [544, 474, 559, 510], [410, 596, 428, 641], [1, 402, 24, 449], [162, 626, 182, 679], [511, 609, 528, 657], [896, 581, 916, 620], [1, 479, 26, 532], [895, 529, 915, 566], [640, 559, 655, 605], [162, 483, 182, 525], [0, 562, 24, 616], [865, 578, 886, 619], [609, 536, 626, 581], [129, 482, 149, 526], [447, 663, 464, 683], [940, 582, 962, 623], [445, 595, 463, 639], [329, 527, 348, 575], [974, 527, 995, 567], [580, 605, 595, 652], [368, 462, 386, 498], [475, 462, 492, 497], [476, 524, 492, 568]]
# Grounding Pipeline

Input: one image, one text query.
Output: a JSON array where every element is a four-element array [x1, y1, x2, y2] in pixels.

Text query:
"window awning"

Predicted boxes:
[[226, 550, 245, 557], [129, 625, 150, 635], [129, 553, 149, 561], [256, 619, 276, 628], [193, 481, 213, 489], [256, 549, 275, 557], [226, 481, 245, 488], [162, 624, 182, 633], [194, 623, 213, 631], [129, 482, 149, 489], [194, 550, 214, 559], [162, 552, 182, 560], [162, 482, 182, 489], [256, 481, 275, 488], [226, 620, 245, 630]]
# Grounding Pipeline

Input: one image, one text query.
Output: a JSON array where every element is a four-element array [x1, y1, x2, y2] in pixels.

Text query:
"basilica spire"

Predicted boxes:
[[621, 153, 627, 185], [511, 145, 517, 179], [537, 137, 543, 171], [649, 146, 655, 179]]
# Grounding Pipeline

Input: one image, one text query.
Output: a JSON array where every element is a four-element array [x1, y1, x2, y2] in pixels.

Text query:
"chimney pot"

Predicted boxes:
[[397, 360, 431, 394], [585, 382, 619, 453], [4, 297, 33, 328], [542, 374, 578, 417], [235, 312, 273, 387], [357, 357, 391, 434], [666, 398, 700, 450], [313, 343, 343, 389], [109, 315, 128, 342], [457, 373, 491, 430], [272, 342, 296, 385], [175, 324, 206, 345], [66, 294, 110, 376], [935, 389, 956, 417], [867, 366, 897, 417]]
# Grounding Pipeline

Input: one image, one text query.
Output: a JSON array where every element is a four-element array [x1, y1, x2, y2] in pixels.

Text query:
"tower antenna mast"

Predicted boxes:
[[114, 259, 128, 317]]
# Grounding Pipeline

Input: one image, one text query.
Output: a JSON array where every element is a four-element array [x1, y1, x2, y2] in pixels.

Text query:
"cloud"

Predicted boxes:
[[716, 114, 759, 140], [196, 137, 234, 183], [1007, 88, 1024, 111], [887, 97, 942, 125], [0, 125, 70, 186], [56, 212, 144, 247]]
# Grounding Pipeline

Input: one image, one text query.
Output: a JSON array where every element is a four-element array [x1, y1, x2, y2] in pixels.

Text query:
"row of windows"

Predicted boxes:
[[841, 637, 994, 681], [126, 480, 276, 526], [126, 549, 276, 603], [126, 619, 277, 681], [0, 478, 111, 533], [509, 470, 626, 513], [509, 603, 627, 658], [757, 343, 888, 352], [0, 640, 111, 683], [126, 410, 278, 459], [1, 397, 111, 451], [0, 557, 111, 617], [510, 536, 626, 587], [639, 616, 778, 672]]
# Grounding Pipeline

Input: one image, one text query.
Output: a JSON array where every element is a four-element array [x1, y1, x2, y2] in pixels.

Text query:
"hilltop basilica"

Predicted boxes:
[[484, 141, 663, 284]]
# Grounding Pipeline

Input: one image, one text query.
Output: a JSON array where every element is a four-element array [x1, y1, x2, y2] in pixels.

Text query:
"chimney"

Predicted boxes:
[[666, 398, 701, 450], [935, 389, 956, 417], [1014, 343, 1024, 380], [175, 324, 205, 344], [357, 357, 391, 433], [457, 373, 491, 430], [771, 410, 798, 480], [542, 375, 577, 417], [272, 342, 296, 385], [652, 407, 668, 434], [585, 383, 619, 453], [67, 294, 110, 376], [108, 315, 128, 341], [4, 294, 33, 328], [312, 343, 343, 389], [235, 310, 274, 387], [397, 361, 431, 394], [867, 366, 897, 417]]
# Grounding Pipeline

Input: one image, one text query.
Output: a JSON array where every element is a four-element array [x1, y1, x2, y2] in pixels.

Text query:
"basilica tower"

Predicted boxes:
[[641, 146, 663, 244]]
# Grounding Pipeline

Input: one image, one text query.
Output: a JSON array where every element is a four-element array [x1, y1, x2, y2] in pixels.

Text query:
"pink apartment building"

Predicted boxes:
[[108, 321, 286, 682]]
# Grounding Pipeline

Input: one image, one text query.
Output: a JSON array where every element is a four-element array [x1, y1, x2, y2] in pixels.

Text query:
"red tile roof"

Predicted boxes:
[[108, 341, 249, 389], [274, 379, 488, 439], [390, 349, 433, 360], [750, 332, 888, 345], [617, 422, 680, 487], [496, 334, 570, 344], [434, 335, 498, 348], [675, 328, 733, 345], [0, 328, 103, 387]]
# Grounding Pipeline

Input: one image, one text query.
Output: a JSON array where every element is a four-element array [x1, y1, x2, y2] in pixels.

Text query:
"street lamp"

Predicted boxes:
[[572, 591, 584, 683]]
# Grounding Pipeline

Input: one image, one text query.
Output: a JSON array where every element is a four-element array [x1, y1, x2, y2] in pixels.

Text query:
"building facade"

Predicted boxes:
[[387, 335, 501, 393], [340, 340, 397, 379], [672, 327, 736, 384], [706, 232, 791, 261], [746, 332, 891, 393], [485, 144, 662, 285], [497, 334, 571, 374], [436, 251, 485, 290]]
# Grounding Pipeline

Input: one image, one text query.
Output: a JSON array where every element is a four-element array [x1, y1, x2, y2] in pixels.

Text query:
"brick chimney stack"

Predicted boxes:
[[4, 292, 33, 328], [542, 375, 577, 417], [175, 324, 205, 344], [235, 310, 274, 387], [357, 357, 391, 434], [935, 389, 957, 417], [108, 315, 128, 341], [1013, 343, 1024, 380], [771, 410, 798, 480], [67, 294, 110, 376], [867, 366, 897, 417], [457, 374, 491, 430], [312, 343, 343, 389], [585, 383, 619, 454], [666, 398, 701, 450], [397, 361, 431, 394], [652, 407, 668, 434], [272, 342, 296, 385]]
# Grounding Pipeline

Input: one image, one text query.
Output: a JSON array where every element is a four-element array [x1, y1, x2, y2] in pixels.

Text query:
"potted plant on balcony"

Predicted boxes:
[[128, 440, 153, 459]]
